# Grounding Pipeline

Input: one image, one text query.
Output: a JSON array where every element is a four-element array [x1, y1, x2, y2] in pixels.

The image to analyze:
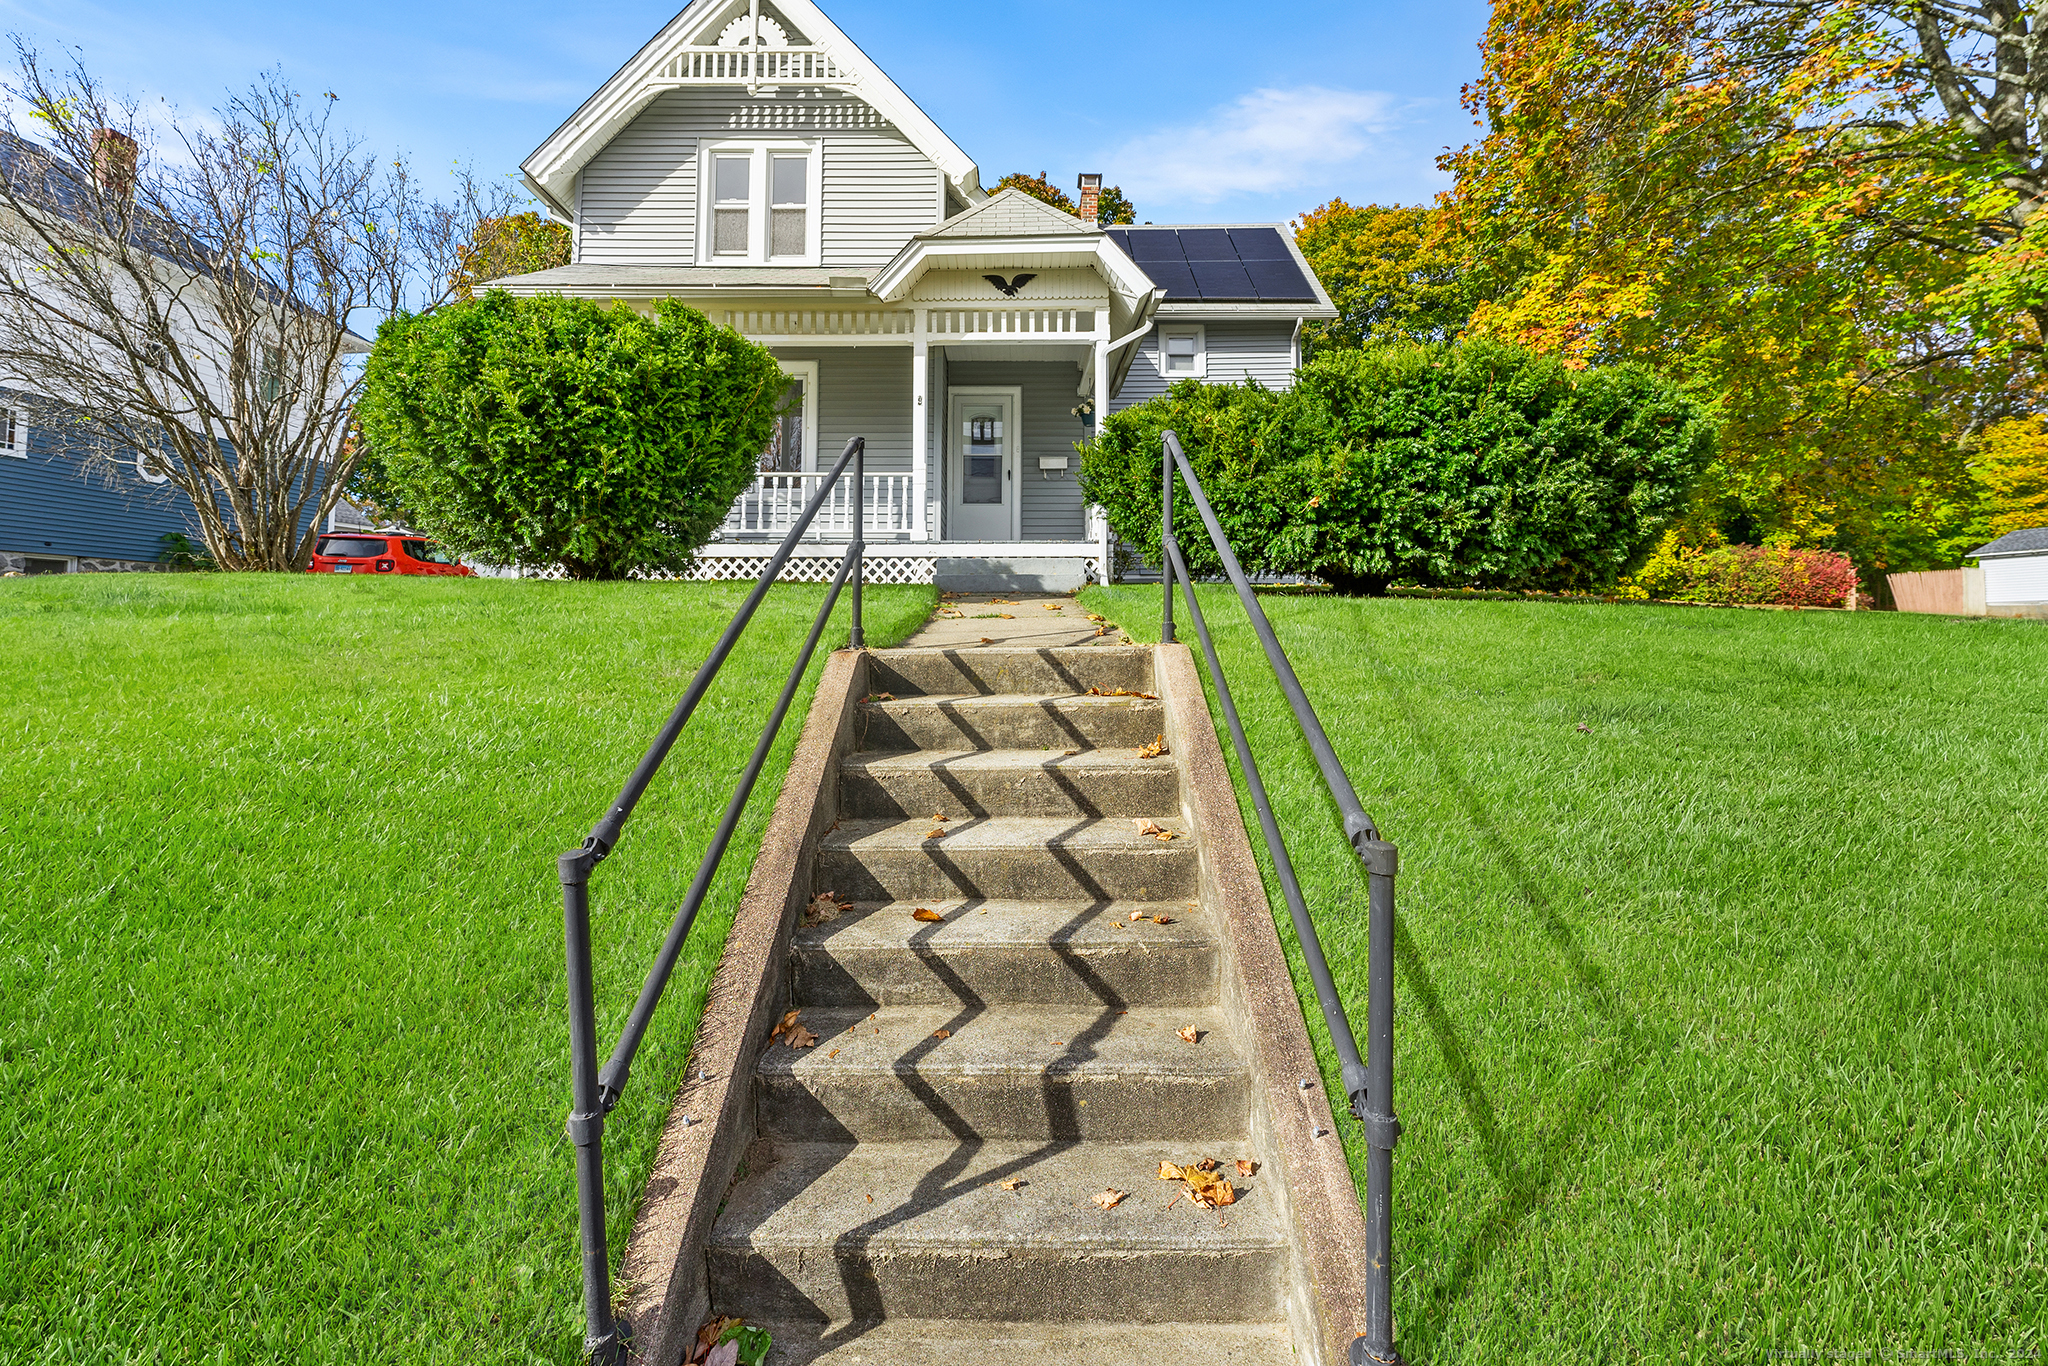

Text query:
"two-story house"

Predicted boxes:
[[496, 0, 1335, 589]]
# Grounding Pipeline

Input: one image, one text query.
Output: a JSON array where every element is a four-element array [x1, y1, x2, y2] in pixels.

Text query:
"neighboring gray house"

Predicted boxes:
[[496, 0, 1334, 585]]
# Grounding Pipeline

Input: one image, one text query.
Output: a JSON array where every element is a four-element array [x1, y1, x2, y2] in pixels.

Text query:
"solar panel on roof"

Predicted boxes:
[[1177, 228, 1237, 260], [1189, 259, 1257, 298], [1244, 258, 1317, 301], [1139, 262, 1200, 298], [1227, 227, 1292, 261], [1123, 230, 1189, 263]]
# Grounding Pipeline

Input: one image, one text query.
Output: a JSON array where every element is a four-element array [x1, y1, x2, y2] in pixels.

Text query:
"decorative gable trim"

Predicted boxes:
[[522, 0, 982, 217]]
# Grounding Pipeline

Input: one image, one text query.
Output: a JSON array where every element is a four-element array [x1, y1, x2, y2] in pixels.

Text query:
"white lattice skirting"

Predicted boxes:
[[507, 554, 1108, 585]]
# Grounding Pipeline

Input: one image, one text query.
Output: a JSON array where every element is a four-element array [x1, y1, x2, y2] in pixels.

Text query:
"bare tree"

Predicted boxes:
[[0, 43, 522, 569]]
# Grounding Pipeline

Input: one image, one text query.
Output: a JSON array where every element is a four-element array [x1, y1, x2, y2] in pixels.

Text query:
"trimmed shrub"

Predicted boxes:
[[1080, 339, 1715, 594], [357, 293, 784, 579], [1623, 541, 1858, 606]]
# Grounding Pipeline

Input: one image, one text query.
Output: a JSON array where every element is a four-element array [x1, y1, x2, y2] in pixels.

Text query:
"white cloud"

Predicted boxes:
[[1107, 86, 1407, 205]]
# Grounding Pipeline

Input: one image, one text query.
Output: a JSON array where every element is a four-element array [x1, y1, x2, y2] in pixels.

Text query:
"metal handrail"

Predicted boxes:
[[556, 436, 868, 1365], [1157, 429, 1403, 1366]]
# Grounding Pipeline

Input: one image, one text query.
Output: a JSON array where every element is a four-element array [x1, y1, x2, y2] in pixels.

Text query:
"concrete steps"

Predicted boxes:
[[791, 899, 1216, 1008], [708, 1139, 1289, 1325], [708, 642, 1296, 1353]]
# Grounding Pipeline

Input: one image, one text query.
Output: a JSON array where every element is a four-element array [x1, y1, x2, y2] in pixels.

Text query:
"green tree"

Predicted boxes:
[[357, 293, 784, 579], [1080, 339, 1714, 594], [994, 171, 1077, 215], [450, 212, 571, 300], [1096, 184, 1137, 226], [1293, 199, 1472, 353]]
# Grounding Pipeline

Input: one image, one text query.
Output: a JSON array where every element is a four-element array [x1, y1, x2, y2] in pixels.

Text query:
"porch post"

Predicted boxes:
[[1092, 331, 1112, 582], [911, 310, 930, 541]]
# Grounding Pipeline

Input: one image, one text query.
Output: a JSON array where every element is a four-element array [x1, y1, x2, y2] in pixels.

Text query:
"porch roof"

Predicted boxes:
[[487, 263, 876, 298]]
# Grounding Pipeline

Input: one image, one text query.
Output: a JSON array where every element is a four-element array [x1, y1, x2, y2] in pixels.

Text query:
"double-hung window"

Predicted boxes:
[[0, 406, 19, 457], [1160, 325, 1206, 379], [702, 142, 820, 265]]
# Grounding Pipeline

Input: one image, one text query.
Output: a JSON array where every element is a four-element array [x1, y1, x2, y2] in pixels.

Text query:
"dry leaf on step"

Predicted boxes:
[[1236, 1159, 1258, 1177], [931, 811, 947, 823], [1092, 1188, 1126, 1210], [924, 827, 945, 840], [1177, 1025, 1201, 1044], [1129, 910, 1146, 922], [696, 1315, 742, 1353], [997, 613, 1014, 619], [1157, 1160, 1183, 1181], [931, 1029, 950, 1039], [1086, 613, 1105, 622], [804, 891, 851, 926], [1042, 603, 1063, 610], [912, 908, 944, 923], [1086, 686, 1158, 699], [1151, 914, 1173, 925], [769, 1009, 801, 1043], [1134, 819, 1181, 841], [863, 692, 896, 703], [1183, 1167, 1236, 1208], [1063, 748, 1081, 755], [785, 1022, 819, 1048], [979, 637, 995, 644], [1137, 734, 1168, 759], [1195, 1157, 1219, 1172], [999, 1177, 1024, 1192]]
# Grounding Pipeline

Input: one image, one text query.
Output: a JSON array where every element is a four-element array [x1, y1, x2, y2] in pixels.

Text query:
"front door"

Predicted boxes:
[[946, 390, 1018, 540]]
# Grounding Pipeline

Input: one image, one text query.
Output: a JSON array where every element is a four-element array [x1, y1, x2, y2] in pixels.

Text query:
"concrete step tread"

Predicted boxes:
[[794, 899, 1208, 950], [861, 690, 1158, 706], [822, 815, 1192, 853], [711, 1139, 1285, 1255], [758, 1005, 1245, 1081], [842, 747, 1174, 773], [747, 1318, 1295, 1364]]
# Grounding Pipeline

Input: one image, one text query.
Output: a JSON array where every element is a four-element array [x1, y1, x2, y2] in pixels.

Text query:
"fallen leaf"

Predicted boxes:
[[931, 810, 948, 823], [804, 891, 851, 926], [931, 1029, 950, 1039], [827, 1049, 840, 1059], [991, 597, 1018, 605], [863, 692, 897, 703], [1050, 1040, 1064, 1046], [1092, 1188, 1126, 1210], [785, 1022, 819, 1048], [1042, 603, 1063, 611], [1136, 734, 1169, 759], [1086, 613, 1105, 622], [1575, 721, 1591, 733], [924, 827, 945, 840], [997, 613, 1014, 619], [769, 1009, 801, 1042], [979, 637, 995, 644], [1158, 1160, 1183, 1181], [999, 1177, 1024, 1192], [697, 1315, 742, 1353], [1151, 914, 1174, 925], [912, 908, 944, 923], [1196, 1157, 1219, 1172], [1063, 748, 1081, 755], [1177, 1025, 1201, 1044], [1129, 910, 1146, 922], [1236, 1159, 1258, 1177], [1134, 819, 1181, 841]]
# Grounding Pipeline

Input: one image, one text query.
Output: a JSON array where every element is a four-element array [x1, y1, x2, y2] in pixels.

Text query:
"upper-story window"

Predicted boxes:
[[0, 406, 20, 456], [701, 140, 821, 266], [1160, 325, 1206, 378]]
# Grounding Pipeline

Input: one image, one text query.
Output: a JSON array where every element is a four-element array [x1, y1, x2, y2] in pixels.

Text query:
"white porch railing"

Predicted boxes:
[[719, 472, 918, 540], [927, 308, 1097, 338], [721, 309, 914, 338], [660, 47, 851, 83]]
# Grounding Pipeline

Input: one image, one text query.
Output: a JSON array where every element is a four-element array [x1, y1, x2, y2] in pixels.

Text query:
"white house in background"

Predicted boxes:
[[497, 0, 1334, 588], [1970, 527, 2048, 618]]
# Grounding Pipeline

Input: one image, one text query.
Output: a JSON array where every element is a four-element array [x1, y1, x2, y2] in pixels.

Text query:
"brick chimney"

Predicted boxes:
[[92, 129, 139, 198], [1076, 173, 1102, 225]]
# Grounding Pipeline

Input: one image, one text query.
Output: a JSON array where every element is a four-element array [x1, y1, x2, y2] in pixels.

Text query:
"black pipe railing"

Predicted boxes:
[[556, 436, 868, 1364], [1158, 429, 1403, 1366]]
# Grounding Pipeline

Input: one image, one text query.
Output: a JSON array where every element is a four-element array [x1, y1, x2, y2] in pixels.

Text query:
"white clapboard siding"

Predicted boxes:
[[578, 100, 698, 266], [1111, 320, 1299, 411], [947, 360, 1088, 542], [1984, 553, 2048, 604], [573, 90, 938, 267]]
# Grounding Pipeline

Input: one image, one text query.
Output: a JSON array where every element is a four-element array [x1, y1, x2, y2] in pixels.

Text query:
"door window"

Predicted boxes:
[[962, 410, 1003, 504]]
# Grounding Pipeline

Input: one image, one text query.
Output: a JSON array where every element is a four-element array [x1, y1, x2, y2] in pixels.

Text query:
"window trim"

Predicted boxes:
[[698, 139, 822, 266], [1158, 324, 1206, 380], [777, 359, 819, 472]]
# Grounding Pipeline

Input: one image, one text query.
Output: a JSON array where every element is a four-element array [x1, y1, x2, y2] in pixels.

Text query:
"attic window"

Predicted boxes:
[[701, 141, 820, 265]]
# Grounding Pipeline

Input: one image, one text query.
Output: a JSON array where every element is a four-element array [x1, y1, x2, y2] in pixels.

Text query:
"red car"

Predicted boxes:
[[309, 533, 474, 576]]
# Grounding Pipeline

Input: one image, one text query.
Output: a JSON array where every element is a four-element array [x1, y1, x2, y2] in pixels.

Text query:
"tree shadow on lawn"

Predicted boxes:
[[1371, 689, 1671, 1354]]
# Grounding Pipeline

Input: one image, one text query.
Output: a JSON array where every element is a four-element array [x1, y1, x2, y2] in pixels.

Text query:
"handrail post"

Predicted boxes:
[[849, 438, 866, 649], [1160, 427, 1176, 644], [558, 845, 626, 1365], [1355, 845, 1401, 1366]]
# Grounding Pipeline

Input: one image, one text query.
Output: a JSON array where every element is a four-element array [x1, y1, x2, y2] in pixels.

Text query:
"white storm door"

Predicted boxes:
[[946, 390, 1018, 540]]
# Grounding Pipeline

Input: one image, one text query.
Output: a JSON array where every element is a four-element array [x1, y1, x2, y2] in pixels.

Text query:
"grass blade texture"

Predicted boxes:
[[1086, 585, 2046, 1362], [0, 574, 933, 1363]]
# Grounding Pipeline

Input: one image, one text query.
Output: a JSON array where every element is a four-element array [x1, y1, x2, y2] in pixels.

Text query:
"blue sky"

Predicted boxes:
[[3, 0, 1490, 225]]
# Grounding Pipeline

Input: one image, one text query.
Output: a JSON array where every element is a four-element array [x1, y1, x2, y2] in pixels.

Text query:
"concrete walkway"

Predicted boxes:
[[901, 591, 1134, 649]]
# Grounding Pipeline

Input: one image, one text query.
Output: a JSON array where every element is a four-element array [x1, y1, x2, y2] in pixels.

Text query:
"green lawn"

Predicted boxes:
[[0, 573, 932, 1364], [1085, 587, 2046, 1363]]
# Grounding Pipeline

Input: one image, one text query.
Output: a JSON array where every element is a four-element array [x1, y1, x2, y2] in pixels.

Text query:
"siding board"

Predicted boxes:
[[1111, 319, 1298, 410]]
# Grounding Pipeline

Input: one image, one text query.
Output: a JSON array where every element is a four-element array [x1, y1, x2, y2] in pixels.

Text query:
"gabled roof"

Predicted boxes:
[[919, 187, 1096, 239], [1970, 526, 2048, 559], [521, 0, 982, 217]]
